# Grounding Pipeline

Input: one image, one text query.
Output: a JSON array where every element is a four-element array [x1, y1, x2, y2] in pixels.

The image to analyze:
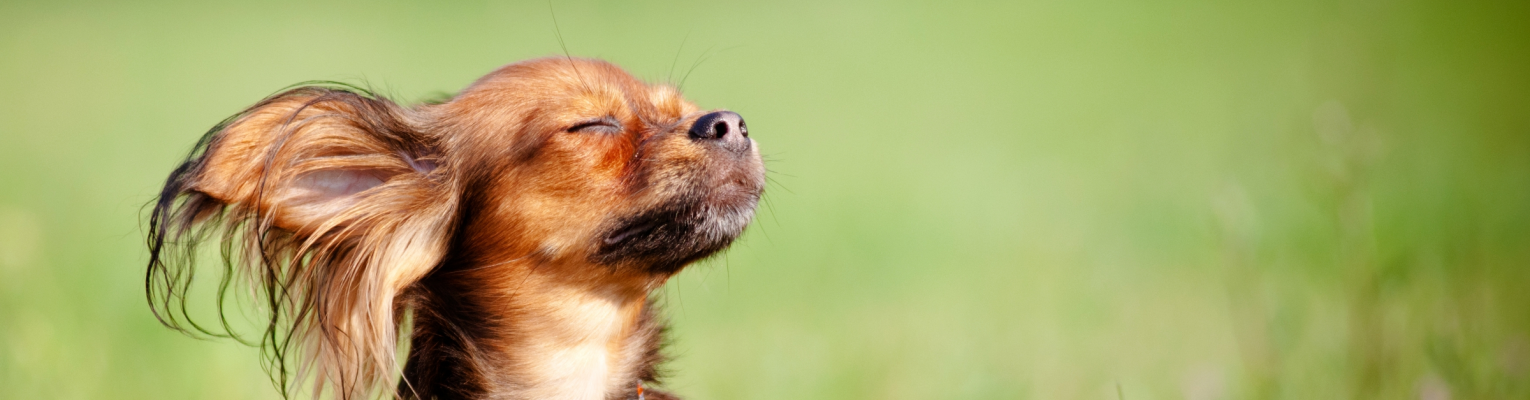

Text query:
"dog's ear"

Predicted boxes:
[[193, 87, 445, 233], [147, 86, 455, 400]]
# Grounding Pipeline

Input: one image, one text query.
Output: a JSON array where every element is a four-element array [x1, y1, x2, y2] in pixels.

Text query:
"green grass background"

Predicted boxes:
[[2, 0, 1528, 399]]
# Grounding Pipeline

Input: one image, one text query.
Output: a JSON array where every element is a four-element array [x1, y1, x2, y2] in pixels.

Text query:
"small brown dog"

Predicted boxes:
[[146, 58, 764, 400]]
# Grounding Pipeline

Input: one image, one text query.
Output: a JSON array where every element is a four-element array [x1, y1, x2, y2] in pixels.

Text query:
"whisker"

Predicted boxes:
[[547, 0, 592, 92], [765, 175, 795, 195], [761, 194, 782, 229], [678, 45, 716, 92], [667, 31, 692, 85]]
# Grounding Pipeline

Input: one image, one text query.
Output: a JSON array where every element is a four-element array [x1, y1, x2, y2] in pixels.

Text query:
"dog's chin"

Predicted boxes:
[[593, 194, 759, 274]]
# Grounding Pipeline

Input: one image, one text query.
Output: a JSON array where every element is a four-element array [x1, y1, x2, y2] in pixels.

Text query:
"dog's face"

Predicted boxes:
[[434, 58, 765, 276]]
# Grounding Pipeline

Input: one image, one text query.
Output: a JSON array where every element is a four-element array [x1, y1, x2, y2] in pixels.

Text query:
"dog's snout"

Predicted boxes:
[[688, 111, 749, 151]]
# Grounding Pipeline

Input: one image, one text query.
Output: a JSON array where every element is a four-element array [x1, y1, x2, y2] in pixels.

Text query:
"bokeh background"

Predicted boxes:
[[2, 0, 1528, 399]]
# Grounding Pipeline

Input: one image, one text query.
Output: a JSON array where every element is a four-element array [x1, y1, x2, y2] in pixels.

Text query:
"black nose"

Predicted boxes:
[[688, 111, 749, 150]]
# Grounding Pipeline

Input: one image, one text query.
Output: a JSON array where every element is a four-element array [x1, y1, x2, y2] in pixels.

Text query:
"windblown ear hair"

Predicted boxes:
[[146, 85, 456, 399]]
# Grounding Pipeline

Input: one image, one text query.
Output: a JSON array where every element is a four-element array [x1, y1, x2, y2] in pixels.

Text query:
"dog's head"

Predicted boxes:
[[435, 58, 765, 276], [146, 58, 763, 399]]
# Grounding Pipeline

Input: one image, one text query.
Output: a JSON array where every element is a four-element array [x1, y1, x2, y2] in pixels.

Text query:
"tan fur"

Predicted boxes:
[[473, 267, 650, 399], [147, 58, 763, 400]]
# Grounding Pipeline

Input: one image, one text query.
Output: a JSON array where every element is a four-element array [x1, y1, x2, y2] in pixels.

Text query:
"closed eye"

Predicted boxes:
[[567, 117, 622, 135]]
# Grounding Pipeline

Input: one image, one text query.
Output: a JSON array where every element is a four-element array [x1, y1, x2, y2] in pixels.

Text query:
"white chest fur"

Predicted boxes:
[[498, 288, 641, 400]]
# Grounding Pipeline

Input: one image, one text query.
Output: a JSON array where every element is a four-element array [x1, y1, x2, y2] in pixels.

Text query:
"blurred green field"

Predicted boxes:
[[2, 0, 1528, 399]]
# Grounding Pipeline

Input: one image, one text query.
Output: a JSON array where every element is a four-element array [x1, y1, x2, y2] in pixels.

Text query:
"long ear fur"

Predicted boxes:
[[146, 86, 456, 399]]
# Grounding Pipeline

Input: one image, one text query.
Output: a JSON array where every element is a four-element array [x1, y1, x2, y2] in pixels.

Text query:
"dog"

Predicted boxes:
[[145, 57, 765, 400]]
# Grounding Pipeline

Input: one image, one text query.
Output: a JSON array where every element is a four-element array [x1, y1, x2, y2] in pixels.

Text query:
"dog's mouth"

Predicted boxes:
[[594, 205, 701, 273], [593, 194, 758, 274], [602, 216, 663, 247]]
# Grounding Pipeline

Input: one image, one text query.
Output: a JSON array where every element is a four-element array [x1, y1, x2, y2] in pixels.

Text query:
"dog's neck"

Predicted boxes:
[[405, 259, 666, 400], [489, 274, 654, 400]]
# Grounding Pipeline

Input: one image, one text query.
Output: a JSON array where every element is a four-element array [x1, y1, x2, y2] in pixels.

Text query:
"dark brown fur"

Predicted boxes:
[[146, 58, 764, 400]]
